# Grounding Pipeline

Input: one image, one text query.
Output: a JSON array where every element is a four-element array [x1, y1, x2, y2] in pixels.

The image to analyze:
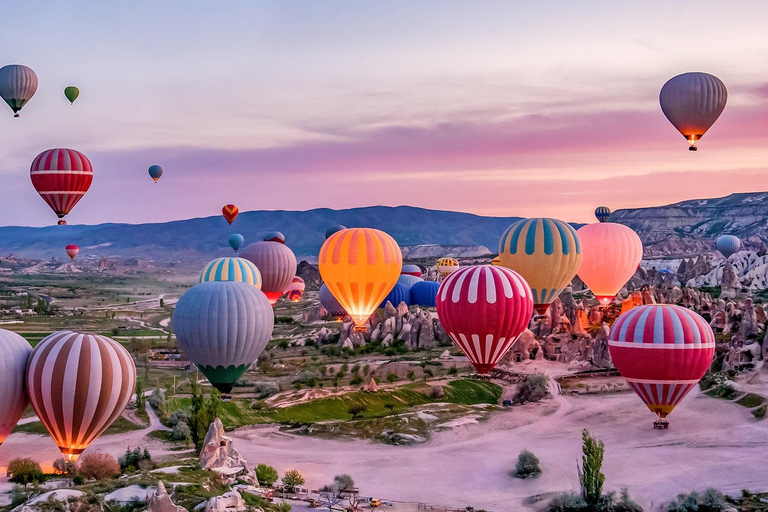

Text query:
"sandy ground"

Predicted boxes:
[[231, 388, 768, 511]]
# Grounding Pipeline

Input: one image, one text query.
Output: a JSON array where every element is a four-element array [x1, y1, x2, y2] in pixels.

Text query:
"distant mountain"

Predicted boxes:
[[0, 206, 522, 262], [611, 192, 768, 258]]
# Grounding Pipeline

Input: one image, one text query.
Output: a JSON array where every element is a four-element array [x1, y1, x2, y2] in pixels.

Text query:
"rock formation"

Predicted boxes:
[[145, 482, 186, 512], [195, 491, 247, 512], [200, 419, 255, 483]]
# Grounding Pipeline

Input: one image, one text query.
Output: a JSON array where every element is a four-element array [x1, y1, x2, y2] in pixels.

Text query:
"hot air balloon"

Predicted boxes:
[[716, 235, 740, 259], [379, 282, 410, 308], [319, 283, 346, 318], [174, 281, 274, 393], [491, 256, 501, 266], [401, 264, 422, 278], [319, 228, 402, 330], [228, 233, 244, 253], [240, 241, 297, 305], [0, 65, 37, 117], [577, 218, 643, 306], [609, 305, 715, 428], [263, 231, 286, 244], [285, 276, 306, 302], [65, 244, 79, 260], [222, 204, 239, 225], [0, 329, 32, 446], [397, 274, 423, 289], [660, 72, 727, 151], [410, 280, 440, 307], [499, 218, 582, 315], [594, 206, 611, 222], [31, 148, 93, 225], [64, 86, 79, 105], [436, 257, 459, 277], [148, 165, 163, 183], [199, 257, 262, 289], [26, 331, 136, 460], [437, 265, 533, 374], [325, 225, 347, 239]]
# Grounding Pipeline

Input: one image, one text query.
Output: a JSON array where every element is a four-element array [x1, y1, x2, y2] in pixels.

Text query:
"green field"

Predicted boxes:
[[13, 415, 145, 436]]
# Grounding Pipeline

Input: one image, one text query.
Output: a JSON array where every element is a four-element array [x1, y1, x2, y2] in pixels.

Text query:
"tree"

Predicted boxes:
[[281, 469, 305, 493], [189, 379, 208, 452], [148, 388, 166, 414], [348, 404, 367, 419], [256, 464, 279, 486], [318, 492, 342, 511], [578, 429, 605, 508], [78, 453, 120, 480], [328, 474, 355, 497], [135, 380, 146, 415], [118, 448, 151, 473], [53, 458, 76, 477], [8, 458, 43, 492], [514, 450, 542, 479], [159, 298, 165, 307], [207, 388, 222, 422]]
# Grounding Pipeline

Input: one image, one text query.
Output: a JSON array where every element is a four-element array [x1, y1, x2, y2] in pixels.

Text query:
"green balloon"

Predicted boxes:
[[64, 86, 79, 104]]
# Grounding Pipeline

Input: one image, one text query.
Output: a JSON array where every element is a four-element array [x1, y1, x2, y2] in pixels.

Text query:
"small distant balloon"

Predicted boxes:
[[148, 165, 163, 183], [64, 86, 79, 104], [222, 204, 239, 225], [325, 225, 347, 239], [0, 65, 37, 117], [716, 235, 740, 259], [65, 244, 79, 260], [285, 276, 306, 302], [594, 206, 611, 222], [263, 231, 286, 244], [228, 233, 244, 252]]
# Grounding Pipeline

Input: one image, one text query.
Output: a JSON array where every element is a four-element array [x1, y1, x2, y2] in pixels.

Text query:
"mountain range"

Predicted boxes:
[[1, 192, 764, 262]]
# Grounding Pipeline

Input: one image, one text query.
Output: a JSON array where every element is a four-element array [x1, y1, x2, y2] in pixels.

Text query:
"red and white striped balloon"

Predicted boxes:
[[609, 305, 714, 420], [30, 148, 93, 225], [436, 265, 533, 374]]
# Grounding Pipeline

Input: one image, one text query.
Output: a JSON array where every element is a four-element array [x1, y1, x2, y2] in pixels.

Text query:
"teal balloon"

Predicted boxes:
[[228, 233, 244, 252], [148, 165, 163, 182]]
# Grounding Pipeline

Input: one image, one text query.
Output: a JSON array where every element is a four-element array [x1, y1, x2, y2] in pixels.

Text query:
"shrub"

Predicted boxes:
[[348, 404, 367, 419], [256, 464, 279, 486], [666, 488, 727, 511], [427, 385, 444, 399], [8, 458, 44, 486], [254, 382, 280, 398], [548, 492, 587, 511], [281, 469, 305, 493], [78, 453, 120, 480], [514, 374, 548, 404], [579, 429, 605, 508], [148, 388, 166, 413], [753, 405, 767, 419], [72, 476, 84, 486], [53, 458, 76, 476], [172, 421, 191, 441], [118, 447, 151, 473], [514, 450, 541, 479], [736, 393, 764, 408], [386, 373, 399, 383], [448, 366, 458, 375], [349, 373, 364, 386], [167, 409, 189, 427]]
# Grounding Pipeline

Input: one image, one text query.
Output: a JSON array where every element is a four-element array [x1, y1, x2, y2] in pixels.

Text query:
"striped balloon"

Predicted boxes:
[[174, 281, 274, 393], [26, 331, 136, 461], [436, 265, 533, 374], [0, 329, 32, 445], [319, 228, 402, 329], [401, 264, 422, 278], [30, 148, 93, 225], [263, 231, 286, 244], [0, 65, 38, 117], [240, 241, 297, 304], [222, 204, 239, 225], [609, 305, 715, 421], [660, 72, 727, 150], [285, 276, 306, 302], [499, 218, 582, 315], [200, 257, 262, 289], [594, 206, 611, 222], [436, 257, 460, 277]]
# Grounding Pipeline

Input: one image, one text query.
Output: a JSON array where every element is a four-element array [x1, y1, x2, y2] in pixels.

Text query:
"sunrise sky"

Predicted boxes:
[[2, 1, 768, 226]]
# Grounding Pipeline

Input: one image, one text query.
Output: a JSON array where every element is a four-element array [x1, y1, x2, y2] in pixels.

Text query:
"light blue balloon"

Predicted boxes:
[[228, 233, 244, 252]]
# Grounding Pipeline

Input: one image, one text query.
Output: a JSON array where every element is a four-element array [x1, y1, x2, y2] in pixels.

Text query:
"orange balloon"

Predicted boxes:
[[577, 221, 643, 306], [319, 228, 402, 330]]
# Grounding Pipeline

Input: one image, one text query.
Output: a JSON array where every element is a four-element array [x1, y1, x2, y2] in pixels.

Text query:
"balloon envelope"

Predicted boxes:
[[397, 274, 423, 289], [65, 244, 79, 260], [240, 241, 297, 305], [148, 165, 163, 182], [64, 86, 79, 104], [594, 206, 611, 222], [0, 65, 37, 117], [222, 204, 239, 225], [228, 233, 244, 252], [0, 329, 32, 445], [200, 257, 262, 289], [437, 265, 533, 374], [26, 331, 136, 460], [410, 280, 440, 307], [174, 281, 274, 393], [319, 283, 346, 317], [285, 276, 306, 302], [379, 282, 410, 308], [319, 228, 402, 329], [325, 225, 347, 239], [436, 257, 459, 277], [660, 72, 727, 149], [31, 148, 93, 225], [401, 264, 422, 277], [609, 305, 714, 420], [716, 235, 740, 259], [499, 218, 582, 315], [263, 231, 286, 244], [577, 223, 643, 306]]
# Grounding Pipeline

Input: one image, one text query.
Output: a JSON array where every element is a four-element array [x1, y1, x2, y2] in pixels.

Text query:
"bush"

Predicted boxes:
[[53, 458, 76, 476], [118, 448, 151, 473], [514, 450, 541, 479], [172, 421, 191, 441], [349, 373, 364, 386], [167, 409, 189, 427], [72, 476, 84, 486], [386, 373, 399, 383], [514, 374, 548, 404], [427, 385, 444, 399], [753, 405, 767, 419], [666, 488, 727, 511], [348, 404, 367, 419], [254, 382, 280, 399], [281, 469, 305, 493], [705, 383, 739, 400], [8, 458, 44, 486], [256, 464, 279, 486], [148, 388, 166, 412], [78, 453, 120, 480], [736, 393, 765, 408], [548, 492, 587, 511]]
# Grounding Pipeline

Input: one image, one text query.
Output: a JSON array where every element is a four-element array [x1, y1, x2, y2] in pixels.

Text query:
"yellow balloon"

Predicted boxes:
[[498, 218, 582, 315], [436, 257, 459, 277], [319, 228, 402, 330]]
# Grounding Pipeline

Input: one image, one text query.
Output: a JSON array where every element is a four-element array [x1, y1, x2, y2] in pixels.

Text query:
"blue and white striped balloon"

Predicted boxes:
[[200, 257, 262, 289]]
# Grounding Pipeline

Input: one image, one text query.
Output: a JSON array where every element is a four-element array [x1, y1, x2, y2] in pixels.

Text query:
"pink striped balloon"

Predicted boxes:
[[436, 265, 533, 374], [26, 331, 136, 461], [609, 305, 714, 421], [30, 148, 93, 225]]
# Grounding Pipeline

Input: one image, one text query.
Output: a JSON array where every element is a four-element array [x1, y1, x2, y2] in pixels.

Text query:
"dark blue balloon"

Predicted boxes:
[[148, 165, 163, 182], [325, 225, 347, 239], [410, 280, 440, 307], [379, 282, 410, 309], [319, 283, 346, 317]]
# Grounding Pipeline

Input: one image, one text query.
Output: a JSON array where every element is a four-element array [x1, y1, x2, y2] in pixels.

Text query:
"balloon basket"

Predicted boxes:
[[653, 420, 669, 429], [688, 146, 697, 152], [222, 394, 232, 403], [353, 326, 367, 333], [57, 220, 67, 225]]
